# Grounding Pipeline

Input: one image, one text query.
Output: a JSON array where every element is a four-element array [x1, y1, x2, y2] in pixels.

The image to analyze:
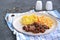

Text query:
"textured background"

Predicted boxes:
[[0, 0, 60, 40]]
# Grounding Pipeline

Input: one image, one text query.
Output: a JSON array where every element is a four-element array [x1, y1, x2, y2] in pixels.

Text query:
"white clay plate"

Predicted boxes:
[[13, 12, 57, 35]]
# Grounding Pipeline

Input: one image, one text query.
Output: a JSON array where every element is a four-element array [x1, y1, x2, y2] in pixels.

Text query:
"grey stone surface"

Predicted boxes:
[[0, 0, 60, 40]]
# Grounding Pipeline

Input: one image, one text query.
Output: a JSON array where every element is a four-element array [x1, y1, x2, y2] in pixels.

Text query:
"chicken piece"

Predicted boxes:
[[23, 26, 29, 32], [42, 25, 49, 29], [33, 22, 39, 27], [35, 29, 40, 33], [29, 25, 36, 31], [39, 28, 45, 33]]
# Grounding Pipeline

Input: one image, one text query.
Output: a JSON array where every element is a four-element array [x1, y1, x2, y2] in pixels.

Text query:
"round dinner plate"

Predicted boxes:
[[13, 12, 57, 35]]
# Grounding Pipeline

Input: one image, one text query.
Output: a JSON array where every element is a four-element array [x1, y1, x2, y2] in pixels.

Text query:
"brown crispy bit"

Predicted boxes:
[[23, 26, 26, 30], [35, 29, 40, 33], [29, 26, 35, 31], [23, 26, 29, 32], [33, 22, 39, 27], [39, 29, 45, 33], [42, 25, 49, 29]]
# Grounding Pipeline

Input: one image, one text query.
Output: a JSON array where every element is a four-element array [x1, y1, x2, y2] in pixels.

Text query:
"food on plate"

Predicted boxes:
[[21, 14, 38, 25], [23, 22, 49, 33], [38, 15, 53, 28], [20, 14, 54, 33], [20, 15, 33, 25]]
